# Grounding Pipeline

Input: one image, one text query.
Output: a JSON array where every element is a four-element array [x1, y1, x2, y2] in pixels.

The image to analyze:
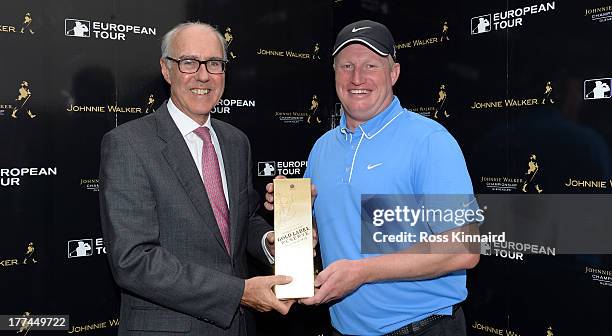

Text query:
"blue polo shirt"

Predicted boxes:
[[304, 97, 475, 335]]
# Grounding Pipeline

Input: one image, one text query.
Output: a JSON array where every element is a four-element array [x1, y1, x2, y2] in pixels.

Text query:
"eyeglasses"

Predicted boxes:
[[165, 57, 228, 74]]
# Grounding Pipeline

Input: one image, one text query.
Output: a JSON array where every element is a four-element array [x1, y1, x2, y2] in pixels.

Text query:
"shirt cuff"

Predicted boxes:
[[261, 230, 275, 264]]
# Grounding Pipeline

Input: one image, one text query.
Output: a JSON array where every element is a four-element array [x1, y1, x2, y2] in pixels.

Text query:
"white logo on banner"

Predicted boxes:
[[67, 239, 93, 258], [63, 17, 156, 41], [584, 78, 611, 100], [471, 15, 491, 34], [258, 162, 276, 177], [470, 2, 556, 35], [257, 161, 307, 177], [67, 238, 106, 259], [481, 241, 492, 255], [65, 19, 91, 37]]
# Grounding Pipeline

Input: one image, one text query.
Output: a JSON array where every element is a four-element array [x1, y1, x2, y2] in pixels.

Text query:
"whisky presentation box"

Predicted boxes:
[[274, 178, 315, 299]]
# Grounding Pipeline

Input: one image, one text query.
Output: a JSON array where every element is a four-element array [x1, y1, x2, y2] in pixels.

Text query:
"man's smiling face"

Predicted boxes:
[[161, 25, 225, 124]]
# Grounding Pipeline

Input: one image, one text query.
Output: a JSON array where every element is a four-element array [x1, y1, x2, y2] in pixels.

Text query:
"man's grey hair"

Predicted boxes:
[[160, 22, 227, 67]]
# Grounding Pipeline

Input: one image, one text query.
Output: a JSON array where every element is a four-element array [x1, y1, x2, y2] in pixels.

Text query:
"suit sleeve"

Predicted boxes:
[[243, 137, 274, 264], [99, 131, 244, 328]]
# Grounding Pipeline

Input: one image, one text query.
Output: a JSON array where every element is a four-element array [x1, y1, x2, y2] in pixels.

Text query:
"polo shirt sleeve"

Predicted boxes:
[[413, 130, 479, 234], [303, 140, 319, 179], [303, 160, 312, 179], [414, 130, 474, 194]]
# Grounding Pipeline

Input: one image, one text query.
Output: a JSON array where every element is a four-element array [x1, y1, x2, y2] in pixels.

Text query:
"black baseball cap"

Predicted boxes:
[[332, 20, 396, 60]]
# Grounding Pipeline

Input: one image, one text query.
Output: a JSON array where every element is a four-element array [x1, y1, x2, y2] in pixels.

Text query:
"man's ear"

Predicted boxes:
[[160, 58, 171, 84], [391, 62, 400, 86]]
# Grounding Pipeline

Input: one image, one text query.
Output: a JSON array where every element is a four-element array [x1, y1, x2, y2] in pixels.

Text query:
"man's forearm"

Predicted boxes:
[[359, 251, 479, 284]]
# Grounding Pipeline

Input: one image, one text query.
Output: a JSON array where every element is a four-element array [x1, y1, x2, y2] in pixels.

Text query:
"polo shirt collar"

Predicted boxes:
[[338, 96, 402, 139]]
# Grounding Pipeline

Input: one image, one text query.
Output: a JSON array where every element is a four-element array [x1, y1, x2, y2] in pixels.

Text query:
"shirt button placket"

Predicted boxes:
[[343, 139, 355, 183]]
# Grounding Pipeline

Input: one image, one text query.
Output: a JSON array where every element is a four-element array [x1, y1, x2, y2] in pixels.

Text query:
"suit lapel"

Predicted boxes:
[[212, 119, 240, 258], [155, 104, 229, 256]]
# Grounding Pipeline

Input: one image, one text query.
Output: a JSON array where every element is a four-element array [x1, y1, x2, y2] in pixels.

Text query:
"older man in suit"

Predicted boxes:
[[99, 22, 293, 335]]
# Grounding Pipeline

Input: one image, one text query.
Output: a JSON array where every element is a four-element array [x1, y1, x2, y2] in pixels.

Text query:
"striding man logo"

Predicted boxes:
[[434, 84, 449, 119], [440, 21, 449, 41], [11, 81, 36, 119], [522, 154, 543, 193], [145, 94, 156, 113], [307, 94, 321, 124], [312, 42, 321, 60], [17, 311, 32, 335], [20, 12, 34, 35], [23, 242, 37, 264], [542, 81, 554, 104], [224, 27, 237, 59]]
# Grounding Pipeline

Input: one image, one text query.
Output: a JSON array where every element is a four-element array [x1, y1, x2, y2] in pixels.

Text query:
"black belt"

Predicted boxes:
[[383, 305, 461, 336]]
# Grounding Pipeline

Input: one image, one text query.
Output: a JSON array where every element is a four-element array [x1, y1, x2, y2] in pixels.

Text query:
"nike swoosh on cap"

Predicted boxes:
[[351, 26, 372, 33]]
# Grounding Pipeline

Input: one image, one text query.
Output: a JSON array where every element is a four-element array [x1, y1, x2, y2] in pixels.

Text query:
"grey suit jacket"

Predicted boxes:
[[99, 103, 272, 335]]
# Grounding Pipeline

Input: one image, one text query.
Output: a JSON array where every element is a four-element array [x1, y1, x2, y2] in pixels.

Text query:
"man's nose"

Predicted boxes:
[[351, 67, 365, 85], [194, 63, 211, 81]]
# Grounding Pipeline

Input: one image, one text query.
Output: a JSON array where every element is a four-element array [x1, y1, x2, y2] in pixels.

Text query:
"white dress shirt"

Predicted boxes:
[[167, 99, 274, 263], [167, 99, 229, 207]]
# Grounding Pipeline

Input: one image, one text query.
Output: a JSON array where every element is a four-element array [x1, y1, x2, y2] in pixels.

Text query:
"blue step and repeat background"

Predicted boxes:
[[2, 0, 612, 335]]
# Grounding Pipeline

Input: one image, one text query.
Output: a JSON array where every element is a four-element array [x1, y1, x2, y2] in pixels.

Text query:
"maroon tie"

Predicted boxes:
[[193, 127, 231, 254]]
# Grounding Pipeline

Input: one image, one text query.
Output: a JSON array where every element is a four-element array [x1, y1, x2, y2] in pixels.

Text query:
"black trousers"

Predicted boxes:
[[331, 307, 466, 336]]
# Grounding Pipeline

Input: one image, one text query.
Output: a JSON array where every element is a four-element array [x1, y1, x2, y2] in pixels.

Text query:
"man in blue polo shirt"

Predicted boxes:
[[266, 20, 479, 336]]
